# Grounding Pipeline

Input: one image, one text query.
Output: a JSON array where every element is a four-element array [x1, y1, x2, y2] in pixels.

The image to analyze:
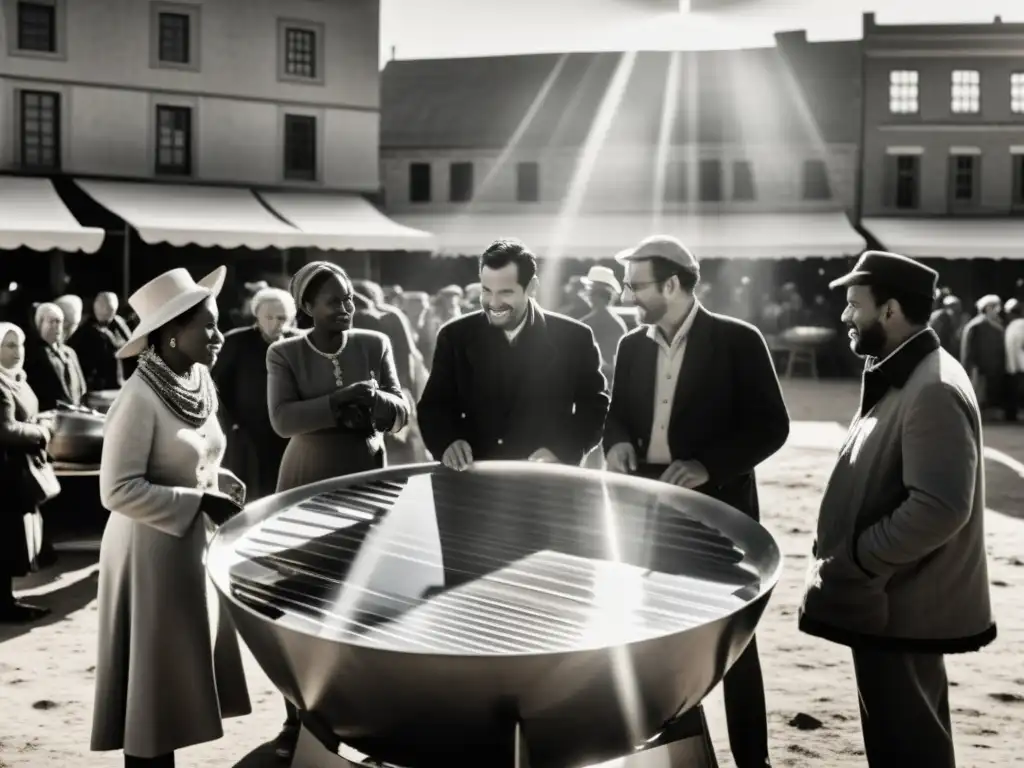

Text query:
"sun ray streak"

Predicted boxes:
[[469, 53, 572, 208], [652, 51, 682, 232], [541, 51, 638, 306]]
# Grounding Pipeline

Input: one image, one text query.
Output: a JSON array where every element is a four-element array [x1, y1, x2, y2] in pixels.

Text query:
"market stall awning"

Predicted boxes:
[[0, 177, 104, 253], [390, 211, 864, 259], [258, 192, 436, 252], [862, 217, 1024, 259], [75, 180, 302, 250]]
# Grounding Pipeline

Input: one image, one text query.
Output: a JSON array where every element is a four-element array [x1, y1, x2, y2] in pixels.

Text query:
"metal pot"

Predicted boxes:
[[45, 405, 106, 464], [208, 462, 783, 768], [83, 389, 120, 414]]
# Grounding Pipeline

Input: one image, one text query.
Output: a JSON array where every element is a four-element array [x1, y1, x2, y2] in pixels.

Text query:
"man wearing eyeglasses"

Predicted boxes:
[[603, 235, 790, 768]]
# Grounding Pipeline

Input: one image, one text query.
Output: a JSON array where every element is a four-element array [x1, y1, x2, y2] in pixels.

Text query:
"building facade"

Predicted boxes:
[[0, 0, 381, 191], [380, 47, 865, 272], [861, 12, 1024, 219]]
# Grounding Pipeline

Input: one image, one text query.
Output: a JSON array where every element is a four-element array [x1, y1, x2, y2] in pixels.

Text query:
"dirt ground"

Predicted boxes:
[[2, 380, 1022, 767]]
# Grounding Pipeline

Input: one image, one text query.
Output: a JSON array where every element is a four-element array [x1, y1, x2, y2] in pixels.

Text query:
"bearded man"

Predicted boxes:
[[801, 251, 995, 767], [417, 237, 608, 470], [602, 235, 789, 768]]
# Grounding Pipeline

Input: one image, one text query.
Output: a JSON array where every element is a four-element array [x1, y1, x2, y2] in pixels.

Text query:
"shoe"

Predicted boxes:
[[0, 601, 51, 623], [274, 722, 300, 760]]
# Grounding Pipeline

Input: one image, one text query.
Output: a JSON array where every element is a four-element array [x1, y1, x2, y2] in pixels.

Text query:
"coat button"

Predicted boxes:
[[460, 412, 466, 418], [497, 438, 504, 445]]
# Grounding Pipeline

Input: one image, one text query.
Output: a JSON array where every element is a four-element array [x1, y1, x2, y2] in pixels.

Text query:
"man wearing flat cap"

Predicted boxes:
[[603, 235, 790, 768], [800, 250, 995, 767]]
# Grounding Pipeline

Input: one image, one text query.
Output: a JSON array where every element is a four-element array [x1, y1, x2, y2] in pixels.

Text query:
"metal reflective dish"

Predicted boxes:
[[83, 389, 120, 414], [207, 462, 783, 768], [44, 405, 106, 464]]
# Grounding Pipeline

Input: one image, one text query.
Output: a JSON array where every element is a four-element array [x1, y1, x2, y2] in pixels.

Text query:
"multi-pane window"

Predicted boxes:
[[802, 159, 832, 200], [1013, 156, 1024, 206], [731, 160, 755, 201], [889, 155, 920, 210], [1011, 73, 1024, 114], [155, 106, 192, 175], [158, 12, 190, 64], [284, 115, 317, 180], [664, 160, 687, 202], [20, 90, 60, 170], [284, 27, 316, 79], [951, 70, 981, 114], [949, 155, 978, 205], [698, 159, 722, 202], [516, 162, 539, 202], [17, 1, 56, 53], [449, 162, 474, 203], [409, 163, 431, 203], [889, 70, 919, 114]]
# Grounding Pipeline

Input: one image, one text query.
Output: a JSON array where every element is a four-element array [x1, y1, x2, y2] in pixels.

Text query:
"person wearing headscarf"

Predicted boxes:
[[23, 302, 88, 411], [69, 291, 133, 391], [212, 287, 298, 500], [91, 267, 251, 768], [0, 322, 54, 623], [265, 261, 409, 760]]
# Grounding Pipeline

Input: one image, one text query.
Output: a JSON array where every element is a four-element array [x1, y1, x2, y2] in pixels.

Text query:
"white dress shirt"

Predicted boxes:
[[645, 301, 700, 464]]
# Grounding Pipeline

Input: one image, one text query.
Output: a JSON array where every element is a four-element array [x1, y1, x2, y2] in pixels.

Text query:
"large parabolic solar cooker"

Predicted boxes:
[[206, 462, 783, 768]]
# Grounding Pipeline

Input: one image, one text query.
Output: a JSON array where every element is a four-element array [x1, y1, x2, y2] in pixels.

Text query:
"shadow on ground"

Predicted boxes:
[[1, 571, 98, 644], [231, 741, 281, 767]]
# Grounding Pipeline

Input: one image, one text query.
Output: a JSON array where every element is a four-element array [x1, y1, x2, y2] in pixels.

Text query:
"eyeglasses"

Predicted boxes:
[[622, 280, 661, 293]]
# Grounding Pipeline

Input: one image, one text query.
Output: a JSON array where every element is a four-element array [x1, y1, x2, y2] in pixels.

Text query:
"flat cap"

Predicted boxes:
[[615, 235, 699, 271], [975, 294, 1001, 311], [828, 250, 938, 298]]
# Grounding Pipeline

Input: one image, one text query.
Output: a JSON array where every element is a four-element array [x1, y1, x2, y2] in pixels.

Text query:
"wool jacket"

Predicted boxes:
[[799, 328, 996, 654]]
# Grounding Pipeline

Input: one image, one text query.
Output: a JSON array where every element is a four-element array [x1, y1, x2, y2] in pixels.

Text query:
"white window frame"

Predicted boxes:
[[950, 69, 981, 115], [888, 70, 919, 115]]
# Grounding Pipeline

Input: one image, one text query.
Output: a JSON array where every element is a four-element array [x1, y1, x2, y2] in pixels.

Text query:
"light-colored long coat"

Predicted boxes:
[[91, 374, 251, 758]]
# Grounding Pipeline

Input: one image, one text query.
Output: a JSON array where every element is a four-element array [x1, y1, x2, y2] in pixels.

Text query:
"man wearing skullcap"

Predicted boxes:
[[603, 235, 789, 768], [801, 251, 994, 767], [960, 293, 1006, 414]]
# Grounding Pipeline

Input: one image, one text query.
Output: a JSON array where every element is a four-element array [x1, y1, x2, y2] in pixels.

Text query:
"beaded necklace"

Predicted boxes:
[[303, 332, 348, 387], [136, 347, 216, 428]]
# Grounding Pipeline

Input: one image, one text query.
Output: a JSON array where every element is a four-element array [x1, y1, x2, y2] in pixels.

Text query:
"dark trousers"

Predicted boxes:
[[285, 698, 300, 726], [1005, 372, 1024, 421], [722, 635, 771, 768], [852, 648, 955, 768], [124, 753, 174, 767]]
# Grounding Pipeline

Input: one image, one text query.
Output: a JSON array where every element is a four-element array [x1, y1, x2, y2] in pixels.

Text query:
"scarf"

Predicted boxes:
[[135, 347, 216, 428], [0, 323, 26, 384]]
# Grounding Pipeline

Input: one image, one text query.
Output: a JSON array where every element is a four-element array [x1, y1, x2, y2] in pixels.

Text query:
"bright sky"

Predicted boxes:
[[379, 0, 1024, 66]]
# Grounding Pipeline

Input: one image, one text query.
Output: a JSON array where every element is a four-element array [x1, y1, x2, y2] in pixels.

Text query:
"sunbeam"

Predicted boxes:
[[542, 51, 638, 306]]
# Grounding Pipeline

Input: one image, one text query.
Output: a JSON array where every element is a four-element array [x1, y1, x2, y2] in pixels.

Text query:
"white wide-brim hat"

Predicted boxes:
[[118, 266, 227, 359], [580, 265, 622, 294]]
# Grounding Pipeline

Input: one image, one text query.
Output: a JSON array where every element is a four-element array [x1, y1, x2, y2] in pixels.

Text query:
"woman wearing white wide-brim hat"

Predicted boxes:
[[90, 267, 252, 768]]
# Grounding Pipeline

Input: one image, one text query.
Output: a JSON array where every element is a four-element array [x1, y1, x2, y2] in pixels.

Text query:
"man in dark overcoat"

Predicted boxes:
[[603, 235, 790, 768], [800, 251, 994, 767], [417, 238, 609, 469]]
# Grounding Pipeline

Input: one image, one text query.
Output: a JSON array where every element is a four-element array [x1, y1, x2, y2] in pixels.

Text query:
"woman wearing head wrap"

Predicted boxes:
[[90, 267, 251, 768], [0, 322, 53, 623], [265, 261, 410, 759]]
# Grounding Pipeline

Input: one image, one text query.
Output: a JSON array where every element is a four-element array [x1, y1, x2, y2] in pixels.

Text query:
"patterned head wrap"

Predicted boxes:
[[289, 261, 349, 314]]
